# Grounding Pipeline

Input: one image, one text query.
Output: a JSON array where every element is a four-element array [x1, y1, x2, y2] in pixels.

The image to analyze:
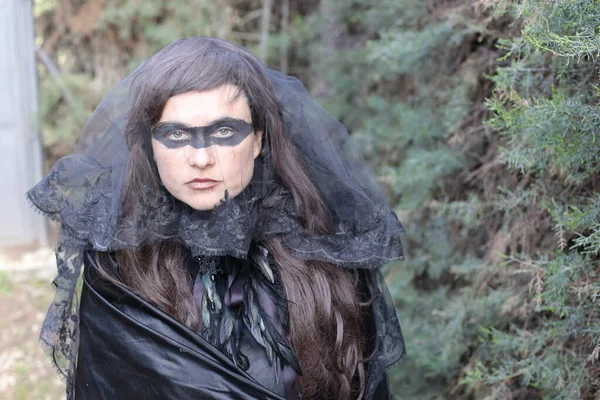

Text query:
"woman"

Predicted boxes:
[[27, 37, 405, 400]]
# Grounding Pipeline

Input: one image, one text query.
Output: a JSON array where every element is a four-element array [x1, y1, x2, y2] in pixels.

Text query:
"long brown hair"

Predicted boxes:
[[98, 37, 369, 399]]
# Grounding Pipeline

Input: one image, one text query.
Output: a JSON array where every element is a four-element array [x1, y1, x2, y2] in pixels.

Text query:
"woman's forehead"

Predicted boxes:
[[159, 85, 251, 126]]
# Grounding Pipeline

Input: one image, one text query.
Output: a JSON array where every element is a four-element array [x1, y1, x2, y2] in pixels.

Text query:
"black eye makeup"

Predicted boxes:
[[152, 117, 253, 149]]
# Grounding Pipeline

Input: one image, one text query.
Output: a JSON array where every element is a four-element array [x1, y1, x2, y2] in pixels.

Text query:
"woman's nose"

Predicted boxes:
[[186, 146, 216, 168]]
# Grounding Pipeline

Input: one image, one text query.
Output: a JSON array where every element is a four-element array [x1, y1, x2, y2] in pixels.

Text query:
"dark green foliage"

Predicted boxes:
[[521, 0, 600, 59], [303, 0, 600, 399], [487, 89, 600, 182]]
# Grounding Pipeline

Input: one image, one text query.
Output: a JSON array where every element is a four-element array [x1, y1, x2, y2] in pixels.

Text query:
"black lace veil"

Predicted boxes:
[[27, 37, 405, 399]]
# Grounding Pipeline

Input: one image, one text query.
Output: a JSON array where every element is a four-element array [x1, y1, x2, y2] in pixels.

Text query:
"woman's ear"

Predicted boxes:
[[253, 130, 263, 159]]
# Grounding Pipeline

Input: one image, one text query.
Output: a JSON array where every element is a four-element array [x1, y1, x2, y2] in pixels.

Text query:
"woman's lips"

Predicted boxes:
[[187, 179, 219, 190]]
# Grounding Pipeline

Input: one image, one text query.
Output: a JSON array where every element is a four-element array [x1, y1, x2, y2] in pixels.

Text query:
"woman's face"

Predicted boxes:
[[152, 85, 263, 210]]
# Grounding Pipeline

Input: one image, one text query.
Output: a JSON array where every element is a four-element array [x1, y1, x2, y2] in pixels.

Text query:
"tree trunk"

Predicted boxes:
[[259, 0, 272, 63], [310, 0, 341, 99], [279, 0, 289, 74]]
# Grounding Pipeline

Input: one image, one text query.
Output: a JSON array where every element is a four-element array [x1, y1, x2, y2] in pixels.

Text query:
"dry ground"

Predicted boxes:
[[0, 248, 64, 400]]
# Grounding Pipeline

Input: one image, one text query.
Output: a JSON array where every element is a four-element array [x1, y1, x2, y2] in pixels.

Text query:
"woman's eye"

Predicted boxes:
[[212, 128, 235, 138], [167, 130, 188, 140]]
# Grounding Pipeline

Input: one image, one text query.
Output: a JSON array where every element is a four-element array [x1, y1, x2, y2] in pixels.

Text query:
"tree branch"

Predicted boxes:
[[35, 46, 76, 107]]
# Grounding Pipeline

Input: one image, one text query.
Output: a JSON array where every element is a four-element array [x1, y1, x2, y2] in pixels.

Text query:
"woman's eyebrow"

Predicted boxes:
[[153, 117, 252, 130], [153, 121, 190, 129], [204, 117, 252, 126]]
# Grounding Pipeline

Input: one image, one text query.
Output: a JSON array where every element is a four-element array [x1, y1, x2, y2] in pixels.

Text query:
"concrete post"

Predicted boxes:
[[0, 0, 47, 249]]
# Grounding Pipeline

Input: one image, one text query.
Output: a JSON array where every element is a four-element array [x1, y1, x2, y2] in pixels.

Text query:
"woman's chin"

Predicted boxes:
[[172, 186, 224, 211], [185, 199, 222, 211]]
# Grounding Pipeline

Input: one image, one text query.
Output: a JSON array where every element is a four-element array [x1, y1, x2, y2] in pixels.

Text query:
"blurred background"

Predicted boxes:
[[2, 0, 599, 399]]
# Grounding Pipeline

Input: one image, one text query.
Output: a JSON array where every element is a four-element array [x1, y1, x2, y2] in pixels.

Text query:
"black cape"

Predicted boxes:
[[75, 259, 286, 400], [74, 254, 394, 400]]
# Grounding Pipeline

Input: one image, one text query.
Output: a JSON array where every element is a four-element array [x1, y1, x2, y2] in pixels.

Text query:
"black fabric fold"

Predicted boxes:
[[76, 258, 285, 400]]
